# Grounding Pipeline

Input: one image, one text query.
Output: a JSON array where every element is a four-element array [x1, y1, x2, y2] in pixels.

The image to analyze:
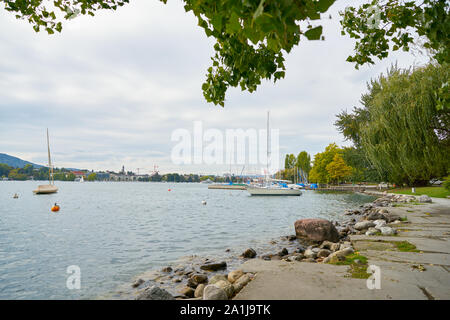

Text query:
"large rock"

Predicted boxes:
[[135, 286, 175, 300], [203, 285, 228, 300], [354, 220, 375, 230], [194, 283, 205, 298], [214, 280, 234, 298], [294, 219, 340, 242], [228, 270, 244, 284], [232, 274, 251, 292], [418, 195, 432, 203], [200, 261, 227, 271]]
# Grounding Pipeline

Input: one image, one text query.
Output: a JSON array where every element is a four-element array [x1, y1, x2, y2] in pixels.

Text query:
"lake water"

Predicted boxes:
[[0, 181, 374, 299]]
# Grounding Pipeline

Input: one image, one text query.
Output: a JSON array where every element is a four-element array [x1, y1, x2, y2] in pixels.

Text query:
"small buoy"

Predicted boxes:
[[13, 193, 19, 199], [168, 189, 172, 192], [51, 203, 60, 212], [202, 200, 207, 205]]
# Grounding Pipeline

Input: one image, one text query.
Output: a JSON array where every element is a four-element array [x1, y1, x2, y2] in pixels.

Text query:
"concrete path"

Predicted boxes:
[[234, 196, 450, 300]]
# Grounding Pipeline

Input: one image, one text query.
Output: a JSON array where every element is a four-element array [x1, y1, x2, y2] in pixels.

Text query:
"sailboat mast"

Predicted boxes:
[[266, 111, 270, 183], [47, 128, 54, 185]]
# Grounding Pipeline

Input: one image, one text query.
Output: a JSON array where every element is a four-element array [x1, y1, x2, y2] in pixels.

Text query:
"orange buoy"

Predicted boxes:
[[51, 203, 60, 212]]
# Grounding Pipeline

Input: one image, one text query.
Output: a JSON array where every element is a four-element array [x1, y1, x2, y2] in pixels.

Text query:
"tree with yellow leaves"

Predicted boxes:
[[326, 153, 352, 184]]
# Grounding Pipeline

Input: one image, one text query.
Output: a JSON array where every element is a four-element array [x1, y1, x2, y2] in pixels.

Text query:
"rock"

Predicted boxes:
[[261, 254, 272, 261], [374, 219, 387, 229], [279, 248, 289, 256], [161, 266, 173, 273], [304, 248, 317, 259], [190, 273, 208, 286], [319, 241, 333, 249], [378, 208, 389, 214], [303, 258, 316, 263], [132, 278, 144, 288], [317, 249, 331, 258], [324, 247, 354, 264], [330, 243, 341, 251], [180, 286, 195, 298], [354, 220, 375, 230], [287, 235, 297, 241], [194, 283, 205, 298], [380, 226, 397, 236], [293, 253, 304, 261], [242, 248, 257, 258], [203, 285, 228, 300], [228, 270, 244, 284], [418, 195, 432, 203], [382, 212, 401, 223], [200, 261, 227, 271], [294, 219, 340, 242], [365, 227, 379, 236], [232, 274, 251, 292], [135, 286, 175, 300], [209, 274, 228, 285], [367, 212, 384, 220], [214, 280, 234, 298]]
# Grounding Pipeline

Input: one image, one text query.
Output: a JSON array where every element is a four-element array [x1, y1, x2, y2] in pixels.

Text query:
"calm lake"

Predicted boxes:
[[0, 181, 374, 299]]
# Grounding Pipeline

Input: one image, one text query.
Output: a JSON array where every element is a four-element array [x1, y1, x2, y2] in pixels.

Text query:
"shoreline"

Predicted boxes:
[[108, 190, 379, 300], [115, 190, 450, 300], [234, 192, 450, 300]]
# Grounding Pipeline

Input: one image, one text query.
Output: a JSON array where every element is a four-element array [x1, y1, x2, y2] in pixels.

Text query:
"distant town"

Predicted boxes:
[[0, 162, 249, 183]]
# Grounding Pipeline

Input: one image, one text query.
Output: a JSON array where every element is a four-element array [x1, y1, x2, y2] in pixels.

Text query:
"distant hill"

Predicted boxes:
[[0, 153, 44, 168]]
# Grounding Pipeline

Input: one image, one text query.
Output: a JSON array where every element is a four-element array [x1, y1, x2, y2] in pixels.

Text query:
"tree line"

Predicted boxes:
[[285, 63, 449, 187]]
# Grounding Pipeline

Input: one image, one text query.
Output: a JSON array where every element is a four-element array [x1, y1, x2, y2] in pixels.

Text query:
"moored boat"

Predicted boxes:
[[33, 129, 58, 195]]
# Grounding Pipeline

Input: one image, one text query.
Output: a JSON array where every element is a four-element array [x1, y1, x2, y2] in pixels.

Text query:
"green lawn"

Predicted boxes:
[[389, 186, 450, 198]]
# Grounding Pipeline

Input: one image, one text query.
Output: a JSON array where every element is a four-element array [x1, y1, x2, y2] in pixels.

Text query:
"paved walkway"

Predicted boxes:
[[234, 197, 450, 300]]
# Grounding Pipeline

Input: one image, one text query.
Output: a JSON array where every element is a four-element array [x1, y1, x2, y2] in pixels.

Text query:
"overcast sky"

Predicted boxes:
[[0, 0, 428, 175]]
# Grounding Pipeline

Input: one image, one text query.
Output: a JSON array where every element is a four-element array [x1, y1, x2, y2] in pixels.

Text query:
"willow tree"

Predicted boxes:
[[336, 64, 449, 186]]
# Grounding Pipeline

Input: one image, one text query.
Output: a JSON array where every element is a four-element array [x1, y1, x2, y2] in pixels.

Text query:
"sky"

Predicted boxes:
[[0, 0, 428, 175]]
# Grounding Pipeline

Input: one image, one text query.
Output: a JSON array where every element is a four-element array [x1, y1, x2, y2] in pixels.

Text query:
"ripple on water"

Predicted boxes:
[[0, 181, 375, 299]]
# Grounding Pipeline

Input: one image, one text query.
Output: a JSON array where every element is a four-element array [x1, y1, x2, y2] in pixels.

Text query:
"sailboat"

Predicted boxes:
[[33, 129, 58, 194], [247, 111, 302, 196]]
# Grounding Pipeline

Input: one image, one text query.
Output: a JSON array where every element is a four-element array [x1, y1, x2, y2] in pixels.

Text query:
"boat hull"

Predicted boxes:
[[33, 185, 58, 194], [208, 184, 247, 190], [247, 186, 302, 196]]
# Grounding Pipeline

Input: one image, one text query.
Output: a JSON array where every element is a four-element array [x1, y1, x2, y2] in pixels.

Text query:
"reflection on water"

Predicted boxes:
[[0, 181, 374, 299]]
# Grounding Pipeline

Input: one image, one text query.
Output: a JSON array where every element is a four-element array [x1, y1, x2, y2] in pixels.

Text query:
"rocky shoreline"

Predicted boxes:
[[127, 191, 433, 300]]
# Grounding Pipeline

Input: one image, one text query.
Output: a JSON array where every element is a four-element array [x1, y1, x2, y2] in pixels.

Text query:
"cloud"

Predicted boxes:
[[0, 0, 429, 174]]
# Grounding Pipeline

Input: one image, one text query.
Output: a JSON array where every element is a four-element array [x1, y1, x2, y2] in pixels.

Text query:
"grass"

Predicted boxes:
[[394, 241, 419, 252], [329, 253, 371, 279], [389, 186, 450, 199], [399, 216, 408, 222]]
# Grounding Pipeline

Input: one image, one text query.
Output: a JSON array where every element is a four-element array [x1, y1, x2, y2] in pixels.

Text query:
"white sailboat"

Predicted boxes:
[[247, 112, 301, 196], [33, 129, 58, 195]]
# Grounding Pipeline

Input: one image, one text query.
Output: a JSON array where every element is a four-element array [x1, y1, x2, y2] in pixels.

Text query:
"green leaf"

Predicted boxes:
[[226, 12, 241, 34], [304, 26, 323, 40], [253, 0, 265, 20], [317, 0, 336, 13]]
